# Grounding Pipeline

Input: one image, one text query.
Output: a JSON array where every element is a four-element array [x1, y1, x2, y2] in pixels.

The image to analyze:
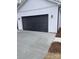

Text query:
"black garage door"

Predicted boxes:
[[22, 14, 48, 32]]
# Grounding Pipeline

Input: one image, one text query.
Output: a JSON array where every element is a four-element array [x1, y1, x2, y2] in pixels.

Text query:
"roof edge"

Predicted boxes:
[[17, 0, 27, 10], [17, 0, 61, 11]]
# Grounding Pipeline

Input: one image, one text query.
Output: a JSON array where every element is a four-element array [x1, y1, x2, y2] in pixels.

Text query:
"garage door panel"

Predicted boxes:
[[22, 14, 48, 32]]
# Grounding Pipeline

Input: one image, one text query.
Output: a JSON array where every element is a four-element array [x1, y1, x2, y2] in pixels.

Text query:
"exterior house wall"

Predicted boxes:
[[17, 0, 59, 33]]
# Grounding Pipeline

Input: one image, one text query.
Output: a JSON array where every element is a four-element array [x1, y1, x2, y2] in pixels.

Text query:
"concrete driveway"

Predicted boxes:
[[17, 31, 56, 59]]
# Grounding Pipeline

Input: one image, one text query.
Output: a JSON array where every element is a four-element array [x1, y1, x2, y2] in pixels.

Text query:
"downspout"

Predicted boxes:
[[57, 5, 61, 30]]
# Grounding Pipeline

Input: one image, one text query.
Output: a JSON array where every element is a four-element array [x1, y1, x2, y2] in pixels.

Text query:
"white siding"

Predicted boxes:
[[18, 0, 57, 12], [17, 0, 58, 33]]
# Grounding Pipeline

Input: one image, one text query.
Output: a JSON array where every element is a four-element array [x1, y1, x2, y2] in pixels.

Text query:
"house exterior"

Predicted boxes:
[[17, 0, 61, 33]]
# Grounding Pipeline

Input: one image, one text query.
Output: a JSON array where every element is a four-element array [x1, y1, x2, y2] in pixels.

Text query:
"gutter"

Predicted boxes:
[[46, 0, 61, 5]]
